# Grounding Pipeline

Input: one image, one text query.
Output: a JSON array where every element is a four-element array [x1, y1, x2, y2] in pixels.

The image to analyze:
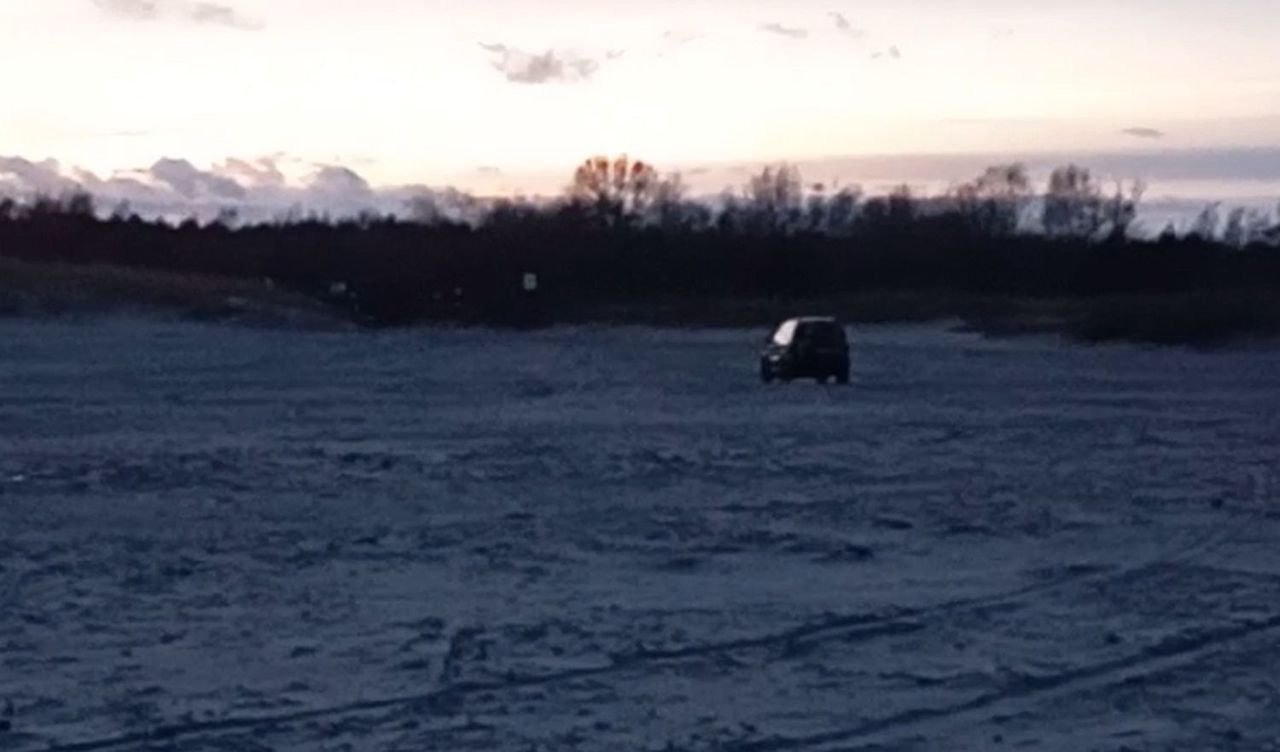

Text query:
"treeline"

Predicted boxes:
[[1, 158, 1278, 327]]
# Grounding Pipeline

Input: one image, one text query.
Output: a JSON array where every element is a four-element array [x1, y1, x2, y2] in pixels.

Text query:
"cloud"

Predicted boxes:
[[829, 12, 864, 38], [759, 22, 808, 40], [0, 155, 485, 224], [91, 0, 262, 30], [92, 0, 159, 20], [0, 157, 79, 194], [310, 165, 372, 200], [186, 2, 262, 30], [663, 31, 705, 45], [150, 158, 247, 199], [480, 43, 601, 84], [219, 157, 286, 188], [1121, 127, 1166, 140]]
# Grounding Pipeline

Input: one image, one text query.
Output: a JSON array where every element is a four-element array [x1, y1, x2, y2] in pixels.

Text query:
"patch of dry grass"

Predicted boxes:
[[0, 256, 343, 328]]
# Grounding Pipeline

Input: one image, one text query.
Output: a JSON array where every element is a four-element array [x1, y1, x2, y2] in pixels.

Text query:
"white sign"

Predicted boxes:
[[523, 273, 538, 292]]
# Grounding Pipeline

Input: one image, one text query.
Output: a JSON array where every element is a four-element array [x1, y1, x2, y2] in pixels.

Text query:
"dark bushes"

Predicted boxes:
[[0, 160, 1277, 344]]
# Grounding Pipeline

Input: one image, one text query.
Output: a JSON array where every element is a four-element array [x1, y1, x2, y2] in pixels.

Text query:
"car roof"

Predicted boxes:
[[786, 316, 840, 325]]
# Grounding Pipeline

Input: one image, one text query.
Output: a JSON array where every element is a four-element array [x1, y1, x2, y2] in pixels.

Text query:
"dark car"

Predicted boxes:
[[760, 317, 850, 384]]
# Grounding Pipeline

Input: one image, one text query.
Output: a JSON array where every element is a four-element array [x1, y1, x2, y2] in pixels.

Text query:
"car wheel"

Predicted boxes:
[[835, 369, 850, 385], [760, 363, 775, 384]]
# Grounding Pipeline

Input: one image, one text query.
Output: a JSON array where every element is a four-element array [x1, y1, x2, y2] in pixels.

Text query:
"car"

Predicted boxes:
[[760, 317, 850, 384]]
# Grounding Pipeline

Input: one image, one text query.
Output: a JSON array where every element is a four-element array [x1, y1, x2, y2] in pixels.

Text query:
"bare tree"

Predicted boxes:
[[1042, 165, 1104, 240], [716, 190, 743, 233], [742, 164, 804, 234], [826, 186, 861, 236], [568, 155, 661, 228], [805, 183, 829, 233], [1101, 179, 1145, 241], [212, 207, 240, 229], [647, 173, 710, 231], [1251, 207, 1279, 246], [67, 192, 96, 218], [405, 188, 482, 227], [26, 192, 94, 220], [1221, 205, 1277, 248], [109, 200, 134, 222], [1190, 203, 1221, 241], [951, 163, 1031, 237], [887, 184, 917, 226], [1222, 207, 1247, 248], [859, 184, 917, 236]]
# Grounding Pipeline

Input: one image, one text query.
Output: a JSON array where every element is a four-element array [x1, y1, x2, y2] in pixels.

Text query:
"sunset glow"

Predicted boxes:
[[3, 0, 1278, 198]]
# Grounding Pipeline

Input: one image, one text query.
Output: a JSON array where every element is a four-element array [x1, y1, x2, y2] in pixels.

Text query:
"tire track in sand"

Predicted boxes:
[[723, 612, 1280, 752], [41, 524, 1237, 752]]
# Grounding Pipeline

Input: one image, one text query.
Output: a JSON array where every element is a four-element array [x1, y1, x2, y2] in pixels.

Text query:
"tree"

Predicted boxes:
[[887, 184, 916, 225], [109, 200, 134, 223], [741, 164, 804, 234], [1042, 165, 1104, 240], [647, 173, 710, 231], [405, 194, 445, 225], [951, 163, 1031, 237], [1226, 205, 1280, 247], [486, 197, 544, 229], [1101, 179, 1145, 242], [805, 183, 829, 233], [859, 184, 917, 237], [716, 190, 744, 234], [825, 186, 861, 236], [212, 207, 240, 229], [567, 155, 661, 228], [1222, 207, 1247, 248], [1190, 203, 1221, 241], [54, 191, 96, 219]]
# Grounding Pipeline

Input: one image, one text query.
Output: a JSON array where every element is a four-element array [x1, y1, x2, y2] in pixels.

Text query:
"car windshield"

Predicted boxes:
[[772, 320, 798, 346]]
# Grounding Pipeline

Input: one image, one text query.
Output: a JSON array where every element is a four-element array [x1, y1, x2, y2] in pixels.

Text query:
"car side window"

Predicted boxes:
[[790, 323, 844, 347]]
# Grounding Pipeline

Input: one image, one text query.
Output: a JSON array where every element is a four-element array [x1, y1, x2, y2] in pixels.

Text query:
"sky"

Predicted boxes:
[[2, 0, 1279, 215]]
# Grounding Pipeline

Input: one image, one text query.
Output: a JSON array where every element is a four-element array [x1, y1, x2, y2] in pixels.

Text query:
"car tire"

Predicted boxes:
[[835, 368, 850, 385], [760, 363, 775, 384]]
